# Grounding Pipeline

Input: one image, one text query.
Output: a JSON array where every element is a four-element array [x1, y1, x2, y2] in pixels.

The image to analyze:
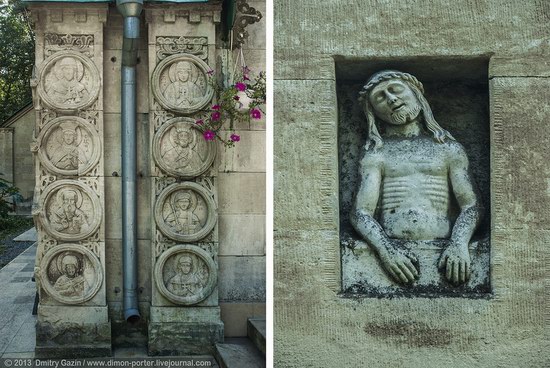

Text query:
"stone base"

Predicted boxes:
[[148, 306, 224, 355], [35, 305, 112, 358], [342, 237, 491, 297]]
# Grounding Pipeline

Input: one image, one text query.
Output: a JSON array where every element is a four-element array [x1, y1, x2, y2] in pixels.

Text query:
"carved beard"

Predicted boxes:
[[63, 203, 76, 221], [390, 103, 422, 125]]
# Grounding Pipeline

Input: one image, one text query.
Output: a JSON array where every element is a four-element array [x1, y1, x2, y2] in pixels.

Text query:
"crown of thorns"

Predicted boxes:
[[359, 71, 424, 100]]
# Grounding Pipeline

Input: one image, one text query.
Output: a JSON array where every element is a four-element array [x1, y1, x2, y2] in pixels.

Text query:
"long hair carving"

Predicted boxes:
[[359, 70, 454, 151]]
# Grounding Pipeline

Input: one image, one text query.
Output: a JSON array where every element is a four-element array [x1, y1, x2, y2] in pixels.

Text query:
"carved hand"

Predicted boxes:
[[377, 242, 419, 285], [438, 241, 470, 284]]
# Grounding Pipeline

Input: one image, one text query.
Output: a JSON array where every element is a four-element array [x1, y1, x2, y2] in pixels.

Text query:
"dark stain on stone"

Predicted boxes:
[[363, 321, 453, 348]]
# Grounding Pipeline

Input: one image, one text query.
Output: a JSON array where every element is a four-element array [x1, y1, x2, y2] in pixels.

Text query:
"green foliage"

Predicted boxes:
[[0, 173, 21, 217], [0, 0, 34, 124]]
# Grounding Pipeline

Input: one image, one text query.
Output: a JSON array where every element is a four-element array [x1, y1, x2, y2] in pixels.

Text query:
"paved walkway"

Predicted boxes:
[[0, 244, 219, 366], [0, 243, 37, 358]]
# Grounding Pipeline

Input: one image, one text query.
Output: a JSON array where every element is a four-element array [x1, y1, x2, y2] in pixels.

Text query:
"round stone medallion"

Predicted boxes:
[[154, 182, 216, 242], [151, 54, 214, 114], [37, 51, 100, 112], [153, 117, 216, 178], [155, 244, 217, 305], [37, 116, 101, 176], [39, 180, 102, 242], [39, 244, 103, 305]]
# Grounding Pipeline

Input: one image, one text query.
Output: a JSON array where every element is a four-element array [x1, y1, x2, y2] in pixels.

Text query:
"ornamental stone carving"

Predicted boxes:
[[152, 54, 213, 114], [37, 116, 101, 176], [154, 182, 216, 242], [350, 70, 483, 286], [37, 51, 100, 112], [39, 244, 103, 304], [155, 245, 217, 305], [153, 117, 216, 178], [39, 180, 102, 241]]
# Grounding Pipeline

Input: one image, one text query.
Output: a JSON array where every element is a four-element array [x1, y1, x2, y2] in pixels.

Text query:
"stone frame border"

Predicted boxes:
[[36, 50, 101, 113], [152, 117, 216, 178], [154, 182, 217, 242], [37, 116, 101, 176], [39, 243, 103, 305], [39, 180, 102, 241], [154, 244, 217, 305], [151, 53, 214, 114]]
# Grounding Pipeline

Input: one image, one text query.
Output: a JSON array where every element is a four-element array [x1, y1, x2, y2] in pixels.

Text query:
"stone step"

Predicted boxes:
[[247, 318, 266, 355], [214, 338, 265, 368]]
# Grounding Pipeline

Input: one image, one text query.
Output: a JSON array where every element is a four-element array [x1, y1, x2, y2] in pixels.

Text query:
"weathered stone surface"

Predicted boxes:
[[218, 256, 265, 302], [218, 131, 266, 173], [220, 302, 265, 337], [218, 215, 265, 256], [218, 173, 266, 215], [275, 2, 549, 364], [214, 338, 265, 368], [148, 321, 224, 356], [247, 318, 266, 355]]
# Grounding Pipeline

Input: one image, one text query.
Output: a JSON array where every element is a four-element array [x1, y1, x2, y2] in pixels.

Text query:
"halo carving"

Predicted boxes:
[[39, 180, 102, 241], [37, 51, 100, 112], [155, 244, 217, 305], [152, 53, 214, 114], [154, 182, 216, 242], [39, 244, 103, 304], [153, 117, 216, 178], [37, 116, 101, 176]]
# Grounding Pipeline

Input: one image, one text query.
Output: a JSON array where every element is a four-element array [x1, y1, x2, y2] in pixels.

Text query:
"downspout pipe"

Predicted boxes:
[[117, 0, 143, 323]]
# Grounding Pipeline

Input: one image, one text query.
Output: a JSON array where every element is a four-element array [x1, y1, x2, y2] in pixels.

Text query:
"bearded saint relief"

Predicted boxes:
[[46, 121, 91, 171], [163, 190, 203, 235], [53, 253, 88, 297], [45, 57, 90, 105], [163, 61, 205, 108], [166, 253, 207, 297], [160, 124, 206, 172], [51, 187, 90, 235]]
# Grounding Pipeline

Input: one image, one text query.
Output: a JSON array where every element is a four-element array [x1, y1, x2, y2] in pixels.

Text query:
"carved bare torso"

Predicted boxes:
[[377, 136, 452, 240]]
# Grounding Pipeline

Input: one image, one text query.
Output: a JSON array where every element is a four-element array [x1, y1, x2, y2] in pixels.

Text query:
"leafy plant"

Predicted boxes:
[[195, 66, 266, 147], [0, 174, 21, 217]]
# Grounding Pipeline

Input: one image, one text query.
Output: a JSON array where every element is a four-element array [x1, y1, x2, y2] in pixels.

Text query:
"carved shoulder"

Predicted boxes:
[[443, 139, 469, 168], [359, 148, 384, 173]]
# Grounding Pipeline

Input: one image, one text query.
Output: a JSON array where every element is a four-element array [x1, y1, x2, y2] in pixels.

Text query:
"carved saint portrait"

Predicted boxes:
[[39, 117, 100, 176], [52, 253, 88, 297], [39, 244, 103, 304], [163, 190, 203, 235], [163, 61, 205, 107], [154, 183, 216, 242], [37, 51, 100, 111], [350, 70, 483, 287], [45, 57, 89, 105], [166, 253, 208, 297], [155, 245, 217, 305], [41, 181, 101, 241], [152, 54, 213, 113], [153, 118, 215, 178]]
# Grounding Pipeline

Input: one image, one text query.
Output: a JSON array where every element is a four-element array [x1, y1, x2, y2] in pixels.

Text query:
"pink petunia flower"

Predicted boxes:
[[211, 111, 221, 121], [195, 119, 204, 125], [235, 82, 247, 92], [250, 108, 262, 120], [212, 104, 221, 110], [203, 130, 215, 141], [230, 134, 240, 142]]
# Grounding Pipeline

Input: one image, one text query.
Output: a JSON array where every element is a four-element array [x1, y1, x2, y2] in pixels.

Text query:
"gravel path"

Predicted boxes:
[[0, 228, 35, 268]]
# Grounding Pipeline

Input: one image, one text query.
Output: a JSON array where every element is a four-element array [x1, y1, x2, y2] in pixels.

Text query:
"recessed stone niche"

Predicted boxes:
[[337, 58, 491, 298]]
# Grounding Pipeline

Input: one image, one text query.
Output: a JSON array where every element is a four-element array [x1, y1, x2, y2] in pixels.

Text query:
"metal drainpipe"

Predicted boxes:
[[116, 0, 143, 323]]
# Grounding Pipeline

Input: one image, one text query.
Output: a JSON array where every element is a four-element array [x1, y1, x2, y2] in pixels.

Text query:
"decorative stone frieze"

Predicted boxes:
[[151, 53, 213, 114], [154, 244, 217, 305], [36, 51, 100, 112], [152, 117, 216, 178], [38, 244, 103, 305]]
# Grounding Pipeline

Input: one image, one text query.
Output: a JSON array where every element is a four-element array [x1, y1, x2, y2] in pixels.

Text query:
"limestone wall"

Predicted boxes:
[[12, 109, 36, 204], [274, 1, 549, 367]]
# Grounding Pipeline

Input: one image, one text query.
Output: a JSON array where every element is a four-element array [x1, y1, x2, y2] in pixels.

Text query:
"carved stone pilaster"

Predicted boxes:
[[146, 3, 223, 355], [29, 4, 110, 358]]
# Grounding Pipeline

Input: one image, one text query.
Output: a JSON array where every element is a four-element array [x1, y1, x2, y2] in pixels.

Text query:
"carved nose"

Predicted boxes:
[[386, 92, 398, 105]]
